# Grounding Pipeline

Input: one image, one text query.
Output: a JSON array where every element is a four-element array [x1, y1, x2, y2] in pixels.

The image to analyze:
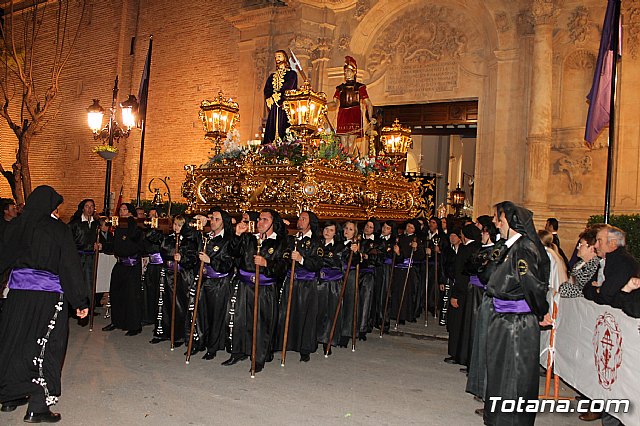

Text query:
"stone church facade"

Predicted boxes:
[[1, 0, 638, 242]]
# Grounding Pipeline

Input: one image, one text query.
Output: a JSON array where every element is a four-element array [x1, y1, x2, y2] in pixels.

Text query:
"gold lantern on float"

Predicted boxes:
[[282, 81, 327, 153], [450, 184, 466, 217], [380, 118, 412, 169], [199, 92, 240, 155]]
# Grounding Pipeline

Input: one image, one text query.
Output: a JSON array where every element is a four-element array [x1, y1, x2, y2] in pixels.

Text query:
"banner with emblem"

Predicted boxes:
[[555, 297, 639, 426]]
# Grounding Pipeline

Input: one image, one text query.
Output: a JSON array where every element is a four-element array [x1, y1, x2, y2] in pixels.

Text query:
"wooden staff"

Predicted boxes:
[[186, 232, 208, 364], [433, 236, 441, 320], [89, 224, 101, 332], [325, 245, 354, 357], [424, 244, 430, 327], [251, 234, 263, 378], [380, 238, 398, 338], [394, 238, 416, 330], [352, 262, 360, 352], [170, 236, 180, 351], [281, 234, 300, 367]]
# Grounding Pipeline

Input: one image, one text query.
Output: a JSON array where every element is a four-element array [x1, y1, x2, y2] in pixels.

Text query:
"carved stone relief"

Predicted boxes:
[[253, 48, 270, 91], [365, 4, 482, 97], [516, 10, 535, 36], [565, 50, 596, 71], [623, 1, 640, 59], [494, 11, 511, 33], [555, 155, 593, 195], [567, 6, 591, 45], [337, 34, 351, 51], [354, 0, 368, 21], [531, 0, 558, 26]]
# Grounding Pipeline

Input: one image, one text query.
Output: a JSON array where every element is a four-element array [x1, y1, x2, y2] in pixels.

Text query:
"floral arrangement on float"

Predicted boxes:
[[258, 129, 307, 166], [204, 129, 247, 166]]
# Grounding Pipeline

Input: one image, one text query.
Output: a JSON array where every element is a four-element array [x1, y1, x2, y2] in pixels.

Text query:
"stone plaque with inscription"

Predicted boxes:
[[384, 62, 459, 96]]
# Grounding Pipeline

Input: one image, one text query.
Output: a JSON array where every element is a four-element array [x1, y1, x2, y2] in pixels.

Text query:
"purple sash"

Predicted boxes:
[[164, 260, 182, 272], [238, 268, 275, 286], [384, 258, 393, 265], [360, 267, 374, 274], [78, 250, 95, 256], [203, 265, 229, 279], [118, 256, 140, 266], [395, 258, 413, 270], [493, 298, 531, 314], [288, 268, 317, 281], [469, 275, 485, 289], [8, 268, 63, 293], [148, 252, 163, 265], [319, 268, 343, 281]]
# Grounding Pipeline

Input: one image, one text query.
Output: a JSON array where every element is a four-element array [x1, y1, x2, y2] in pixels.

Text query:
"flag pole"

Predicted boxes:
[[604, 0, 620, 224], [136, 35, 153, 207]]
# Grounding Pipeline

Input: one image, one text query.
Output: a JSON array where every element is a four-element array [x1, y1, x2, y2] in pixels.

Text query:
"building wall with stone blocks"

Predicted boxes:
[[0, 0, 639, 246]]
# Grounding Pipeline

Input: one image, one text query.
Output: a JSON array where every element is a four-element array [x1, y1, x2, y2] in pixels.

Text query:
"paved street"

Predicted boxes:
[[1, 313, 584, 425]]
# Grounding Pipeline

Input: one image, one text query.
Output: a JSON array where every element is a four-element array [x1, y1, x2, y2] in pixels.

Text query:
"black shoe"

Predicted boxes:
[[184, 347, 200, 356], [125, 329, 142, 336], [323, 344, 332, 356], [265, 352, 274, 363], [338, 336, 350, 348], [202, 351, 216, 360], [23, 410, 61, 423], [251, 364, 263, 374], [102, 324, 116, 331], [460, 367, 468, 373], [0, 396, 28, 412], [77, 317, 89, 327], [149, 337, 166, 344], [172, 341, 184, 349], [300, 353, 310, 362], [358, 332, 367, 341], [443, 356, 457, 364], [221, 354, 247, 366]]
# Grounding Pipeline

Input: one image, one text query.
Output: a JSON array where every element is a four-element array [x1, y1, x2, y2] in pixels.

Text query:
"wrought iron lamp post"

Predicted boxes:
[[87, 76, 138, 216]]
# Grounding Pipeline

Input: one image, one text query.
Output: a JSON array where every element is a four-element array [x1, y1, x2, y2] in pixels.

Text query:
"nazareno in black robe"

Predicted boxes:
[[228, 230, 287, 369], [109, 216, 145, 332], [0, 186, 89, 412], [483, 202, 549, 426]]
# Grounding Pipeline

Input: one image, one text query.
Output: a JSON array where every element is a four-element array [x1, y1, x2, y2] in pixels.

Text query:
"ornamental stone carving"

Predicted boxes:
[[494, 11, 511, 33], [568, 6, 591, 44], [623, 2, 640, 59], [365, 5, 473, 79], [337, 34, 351, 51], [555, 155, 592, 195], [354, 0, 368, 21], [516, 10, 535, 36], [531, 0, 558, 26], [565, 50, 596, 71], [253, 48, 270, 91]]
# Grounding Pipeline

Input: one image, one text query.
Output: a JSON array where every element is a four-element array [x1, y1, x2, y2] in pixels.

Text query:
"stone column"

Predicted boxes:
[[524, 0, 557, 207]]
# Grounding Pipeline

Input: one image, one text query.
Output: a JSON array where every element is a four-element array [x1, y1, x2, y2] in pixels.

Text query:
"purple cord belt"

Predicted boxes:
[[319, 268, 343, 281], [8, 268, 63, 293], [492, 297, 531, 314], [203, 264, 229, 279], [117, 256, 140, 266], [237, 268, 275, 286]]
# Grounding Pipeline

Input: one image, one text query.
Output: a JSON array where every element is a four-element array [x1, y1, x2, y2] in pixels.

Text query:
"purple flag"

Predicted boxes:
[[136, 36, 153, 128], [585, 0, 620, 146]]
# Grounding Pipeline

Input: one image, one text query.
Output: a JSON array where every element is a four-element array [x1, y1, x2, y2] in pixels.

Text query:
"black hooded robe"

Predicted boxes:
[[0, 186, 89, 413]]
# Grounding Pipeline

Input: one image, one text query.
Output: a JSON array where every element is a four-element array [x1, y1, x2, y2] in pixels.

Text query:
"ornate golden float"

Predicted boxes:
[[182, 86, 424, 221]]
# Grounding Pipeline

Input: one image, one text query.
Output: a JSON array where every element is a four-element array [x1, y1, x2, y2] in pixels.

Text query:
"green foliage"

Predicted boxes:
[[588, 214, 640, 260]]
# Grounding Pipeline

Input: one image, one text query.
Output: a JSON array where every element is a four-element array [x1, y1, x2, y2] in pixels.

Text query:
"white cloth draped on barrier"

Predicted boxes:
[[555, 297, 640, 426], [96, 253, 116, 293]]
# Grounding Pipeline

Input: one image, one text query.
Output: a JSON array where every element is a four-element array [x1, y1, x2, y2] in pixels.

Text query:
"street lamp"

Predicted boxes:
[[87, 76, 138, 216]]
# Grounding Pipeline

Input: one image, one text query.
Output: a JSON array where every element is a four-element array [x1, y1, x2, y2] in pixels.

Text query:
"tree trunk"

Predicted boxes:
[[19, 138, 32, 199], [12, 162, 25, 205]]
